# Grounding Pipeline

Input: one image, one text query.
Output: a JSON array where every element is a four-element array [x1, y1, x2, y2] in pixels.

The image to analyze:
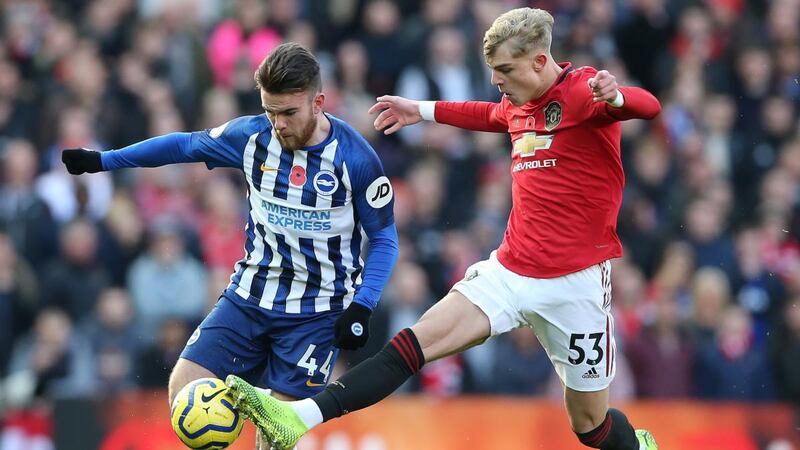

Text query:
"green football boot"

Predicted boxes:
[[635, 429, 658, 449], [225, 375, 308, 450]]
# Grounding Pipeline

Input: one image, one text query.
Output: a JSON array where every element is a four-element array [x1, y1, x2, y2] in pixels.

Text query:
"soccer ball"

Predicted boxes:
[[170, 377, 244, 449]]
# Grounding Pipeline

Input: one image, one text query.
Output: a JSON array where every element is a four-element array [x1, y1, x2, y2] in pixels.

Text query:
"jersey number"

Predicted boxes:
[[568, 332, 604, 366], [298, 344, 333, 381]]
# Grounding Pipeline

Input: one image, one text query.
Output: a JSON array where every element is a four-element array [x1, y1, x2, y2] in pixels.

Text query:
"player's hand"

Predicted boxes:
[[368, 95, 422, 135], [587, 70, 619, 103], [333, 303, 372, 350], [62, 148, 102, 174]]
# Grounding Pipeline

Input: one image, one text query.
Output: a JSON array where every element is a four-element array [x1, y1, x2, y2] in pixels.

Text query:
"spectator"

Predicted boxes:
[[97, 192, 146, 286], [770, 299, 800, 407], [491, 328, 553, 396], [0, 232, 38, 377], [35, 107, 113, 223], [396, 26, 481, 107], [627, 296, 694, 398], [206, 0, 280, 90], [7, 308, 95, 400], [127, 215, 207, 341], [694, 305, 775, 401], [81, 288, 140, 394], [613, 0, 673, 93], [0, 139, 57, 266], [197, 176, 245, 271], [683, 197, 738, 280], [40, 218, 111, 322], [0, 58, 36, 140], [688, 267, 732, 348], [358, 0, 408, 96], [734, 227, 786, 344], [135, 317, 189, 388]]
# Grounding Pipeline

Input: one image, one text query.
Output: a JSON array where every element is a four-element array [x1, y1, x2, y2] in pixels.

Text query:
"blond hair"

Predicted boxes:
[[483, 8, 554, 58]]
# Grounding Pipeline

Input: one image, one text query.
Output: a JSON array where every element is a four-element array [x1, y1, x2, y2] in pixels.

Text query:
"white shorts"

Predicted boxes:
[[451, 251, 616, 392]]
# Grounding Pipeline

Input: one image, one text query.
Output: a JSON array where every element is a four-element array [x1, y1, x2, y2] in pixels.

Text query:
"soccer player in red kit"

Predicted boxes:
[[227, 7, 661, 450]]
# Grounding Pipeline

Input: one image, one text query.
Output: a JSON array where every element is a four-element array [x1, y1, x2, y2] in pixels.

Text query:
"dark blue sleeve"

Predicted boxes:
[[189, 118, 250, 169], [353, 223, 399, 310], [100, 117, 251, 170], [350, 147, 395, 234], [101, 133, 195, 169]]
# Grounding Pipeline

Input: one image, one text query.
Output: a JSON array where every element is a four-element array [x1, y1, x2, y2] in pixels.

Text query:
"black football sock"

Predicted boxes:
[[312, 328, 424, 422], [576, 408, 639, 450]]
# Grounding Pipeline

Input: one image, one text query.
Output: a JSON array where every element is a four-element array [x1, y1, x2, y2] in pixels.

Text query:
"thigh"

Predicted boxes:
[[411, 290, 492, 363], [524, 261, 616, 392], [263, 310, 341, 399], [180, 295, 270, 386], [449, 252, 525, 337]]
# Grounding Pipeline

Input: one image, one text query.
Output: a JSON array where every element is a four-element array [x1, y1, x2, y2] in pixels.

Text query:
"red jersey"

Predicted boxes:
[[433, 63, 661, 278]]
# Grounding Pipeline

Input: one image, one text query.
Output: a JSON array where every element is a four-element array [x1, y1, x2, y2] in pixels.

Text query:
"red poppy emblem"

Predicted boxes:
[[290, 165, 306, 186]]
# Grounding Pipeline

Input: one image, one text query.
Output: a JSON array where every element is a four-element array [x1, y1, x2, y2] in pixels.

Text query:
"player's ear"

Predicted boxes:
[[312, 92, 325, 114], [532, 52, 548, 72]]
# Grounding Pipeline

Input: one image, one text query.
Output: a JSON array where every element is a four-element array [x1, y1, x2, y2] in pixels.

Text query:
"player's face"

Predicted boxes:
[[487, 41, 546, 105], [261, 90, 324, 150]]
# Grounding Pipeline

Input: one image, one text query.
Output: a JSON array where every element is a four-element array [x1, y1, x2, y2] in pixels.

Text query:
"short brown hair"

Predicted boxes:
[[483, 8, 554, 58], [254, 42, 321, 94]]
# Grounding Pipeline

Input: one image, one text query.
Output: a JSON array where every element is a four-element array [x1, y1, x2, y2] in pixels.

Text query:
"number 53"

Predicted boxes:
[[568, 332, 604, 366]]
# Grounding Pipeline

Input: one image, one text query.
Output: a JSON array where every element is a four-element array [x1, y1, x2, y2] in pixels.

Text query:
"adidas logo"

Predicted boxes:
[[582, 367, 600, 379]]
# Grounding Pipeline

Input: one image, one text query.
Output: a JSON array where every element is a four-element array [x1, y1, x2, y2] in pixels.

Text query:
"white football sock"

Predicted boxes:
[[290, 398, 323, 429]]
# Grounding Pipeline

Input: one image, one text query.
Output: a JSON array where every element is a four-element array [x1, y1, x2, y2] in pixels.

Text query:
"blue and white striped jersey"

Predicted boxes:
[[185, 113, 395, 314]]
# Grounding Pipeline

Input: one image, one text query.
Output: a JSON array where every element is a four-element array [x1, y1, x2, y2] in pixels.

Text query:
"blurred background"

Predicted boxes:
[[1, 0, 800, 448]]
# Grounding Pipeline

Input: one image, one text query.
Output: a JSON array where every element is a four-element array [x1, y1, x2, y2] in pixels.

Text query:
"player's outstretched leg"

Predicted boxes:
[[226, 375, 308, 450], [635, 429, 658, 449], [226, 327, 427, 450]]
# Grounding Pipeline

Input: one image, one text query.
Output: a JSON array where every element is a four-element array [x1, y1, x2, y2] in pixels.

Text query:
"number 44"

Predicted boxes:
[[298, 344, 334, 382]]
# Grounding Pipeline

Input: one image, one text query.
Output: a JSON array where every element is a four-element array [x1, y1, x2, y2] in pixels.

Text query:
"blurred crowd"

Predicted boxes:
[[1, 0, 800, 444]]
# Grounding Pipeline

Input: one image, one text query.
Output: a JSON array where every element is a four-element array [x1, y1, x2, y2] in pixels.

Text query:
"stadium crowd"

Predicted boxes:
[[1, 0, 800, 445]]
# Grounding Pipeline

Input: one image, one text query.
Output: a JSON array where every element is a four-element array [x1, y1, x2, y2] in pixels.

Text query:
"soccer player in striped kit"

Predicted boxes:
[[227, 8, 661, 450], [61, 43, 399, 437]]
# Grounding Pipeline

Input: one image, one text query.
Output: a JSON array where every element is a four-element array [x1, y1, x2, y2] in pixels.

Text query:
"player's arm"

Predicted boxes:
[[61, 133, 192, 174], [423, 100, 509, 132], [587, 70, 661, 121], [369, 96, 508, 135], [333, 147, 399, 350], [62, 118, 249, 175]]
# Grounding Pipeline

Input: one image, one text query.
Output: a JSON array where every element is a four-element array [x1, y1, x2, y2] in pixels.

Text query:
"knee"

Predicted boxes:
[[564, 387, 609, 433], [568, 406, 607, 434], [167, 358, 215, 406], [167, 370, 183, 406]]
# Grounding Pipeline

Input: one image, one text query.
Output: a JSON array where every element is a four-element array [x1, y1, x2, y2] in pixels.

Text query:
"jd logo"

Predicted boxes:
[[366, 176, 393, 208], [371, 183, 390, 202]]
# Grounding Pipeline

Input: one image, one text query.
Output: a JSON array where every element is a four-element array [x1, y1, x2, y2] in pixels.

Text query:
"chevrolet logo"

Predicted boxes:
[[513, 132, 553, 158]]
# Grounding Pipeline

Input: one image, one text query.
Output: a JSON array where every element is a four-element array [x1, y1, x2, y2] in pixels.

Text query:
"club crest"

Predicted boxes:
[[544, 101, 562, 131], [313, 170, 339, 196]]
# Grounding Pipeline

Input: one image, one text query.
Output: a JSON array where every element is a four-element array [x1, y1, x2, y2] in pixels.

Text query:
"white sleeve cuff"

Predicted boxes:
[[419, 101, 437, 121], [607, 91, 624, 108]]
